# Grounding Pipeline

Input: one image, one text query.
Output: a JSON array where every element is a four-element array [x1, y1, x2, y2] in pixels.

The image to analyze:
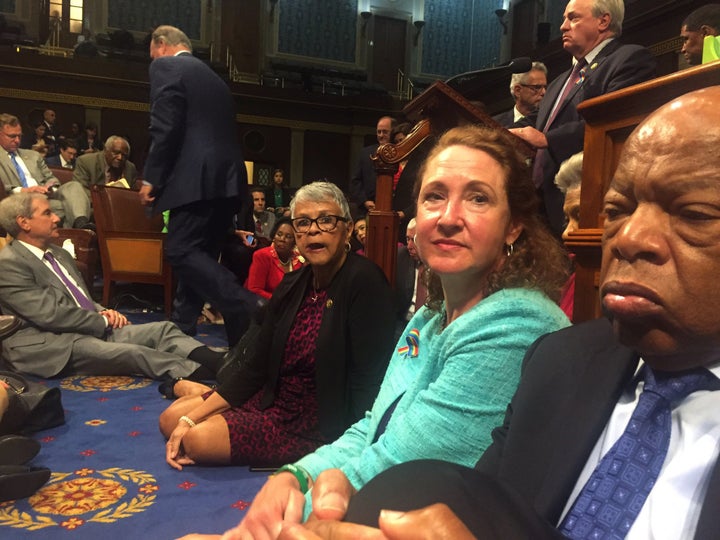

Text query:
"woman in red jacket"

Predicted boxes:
[[244, 218, 304, 299]]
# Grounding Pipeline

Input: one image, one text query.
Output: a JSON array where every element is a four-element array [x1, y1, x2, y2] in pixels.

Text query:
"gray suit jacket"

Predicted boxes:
[[0, 241, 106, 376], [0, 148, 58, 192], [72, 151, 138, 196]]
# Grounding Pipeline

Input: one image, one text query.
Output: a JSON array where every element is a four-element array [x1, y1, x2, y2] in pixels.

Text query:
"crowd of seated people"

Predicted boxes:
[[183, 124, 571, 539]]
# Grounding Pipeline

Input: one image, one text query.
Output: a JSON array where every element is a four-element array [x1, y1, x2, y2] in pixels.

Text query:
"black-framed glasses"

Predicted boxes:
[[519, 84, 547, 93], [291, 215, 347, 233]]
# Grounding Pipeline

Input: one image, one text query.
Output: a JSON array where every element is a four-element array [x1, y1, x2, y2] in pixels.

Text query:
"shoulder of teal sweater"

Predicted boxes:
[[454, 287, 570, 328]]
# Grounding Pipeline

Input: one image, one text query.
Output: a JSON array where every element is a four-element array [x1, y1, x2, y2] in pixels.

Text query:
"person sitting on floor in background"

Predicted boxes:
[[77, 121, 102, 155], [352, 216, 367, 255], [0, 192, 227, 384], [267, 168, 294, 217], [72, 135, 138, 197], [0, 113, 93, 231], [250, 187, 276, 244], [245, 217, 304, 299], [45, 138, 78, 170], [554, 151, 583, 320], [158, 181, 396, 470], [208, 124, 571, 540]]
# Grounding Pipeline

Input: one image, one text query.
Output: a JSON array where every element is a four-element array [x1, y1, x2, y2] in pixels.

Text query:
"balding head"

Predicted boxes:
[[600, 86, 720, 369]]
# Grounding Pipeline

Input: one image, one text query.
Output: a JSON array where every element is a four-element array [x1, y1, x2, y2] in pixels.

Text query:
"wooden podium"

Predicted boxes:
[[568, 60, 720, 322], [364, 80, 533, 285]]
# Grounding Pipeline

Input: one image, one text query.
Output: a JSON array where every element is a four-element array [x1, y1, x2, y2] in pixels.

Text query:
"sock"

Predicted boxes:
[[188, 346, 226, 374]]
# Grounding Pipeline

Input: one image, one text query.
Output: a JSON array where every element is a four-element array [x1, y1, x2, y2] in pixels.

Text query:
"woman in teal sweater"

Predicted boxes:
[[199, 126, 571, 540]]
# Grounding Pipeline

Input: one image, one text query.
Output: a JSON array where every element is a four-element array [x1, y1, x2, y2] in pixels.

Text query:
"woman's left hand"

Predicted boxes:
[[166, 422, 196, 471]]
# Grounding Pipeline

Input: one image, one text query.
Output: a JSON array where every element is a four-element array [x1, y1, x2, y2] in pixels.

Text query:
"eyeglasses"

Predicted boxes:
[[519, 84, 547, 93], [291, 215, 347, 233]]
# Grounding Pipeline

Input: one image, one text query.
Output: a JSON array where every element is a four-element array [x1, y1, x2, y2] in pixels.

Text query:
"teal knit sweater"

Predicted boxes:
[[296, 287, 570, 515]]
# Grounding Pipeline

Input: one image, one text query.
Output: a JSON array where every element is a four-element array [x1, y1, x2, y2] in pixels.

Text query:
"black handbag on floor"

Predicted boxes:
[[0, 371, 65, 435]]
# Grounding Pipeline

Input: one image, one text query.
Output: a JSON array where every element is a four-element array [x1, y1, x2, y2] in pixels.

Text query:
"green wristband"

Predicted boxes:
[[274, 464, 311, 494]]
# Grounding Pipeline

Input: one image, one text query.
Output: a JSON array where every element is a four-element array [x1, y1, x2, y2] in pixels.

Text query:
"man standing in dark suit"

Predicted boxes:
[[492, 61, 548, 129], [510, 0, 656, 236], [349, 116, 395, 214], [140, 25, 258, 346], [278, 86, 720, 540]]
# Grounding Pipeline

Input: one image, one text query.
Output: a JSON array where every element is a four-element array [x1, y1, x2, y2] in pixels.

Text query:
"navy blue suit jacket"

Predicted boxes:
[[535, 40, 656, 235], [144, 52, 248, 213], [475, 317, 720, 538]]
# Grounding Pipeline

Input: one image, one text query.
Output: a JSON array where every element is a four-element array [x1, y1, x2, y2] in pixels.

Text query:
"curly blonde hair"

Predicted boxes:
[[415, 125, 570, 312]]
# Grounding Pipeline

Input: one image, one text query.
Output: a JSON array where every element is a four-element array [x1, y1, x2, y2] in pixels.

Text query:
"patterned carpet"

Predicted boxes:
[[1, 308, 270, 539]]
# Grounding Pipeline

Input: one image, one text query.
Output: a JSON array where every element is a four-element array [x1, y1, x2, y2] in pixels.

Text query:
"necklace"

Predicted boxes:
[[311, 278, 322, 303]]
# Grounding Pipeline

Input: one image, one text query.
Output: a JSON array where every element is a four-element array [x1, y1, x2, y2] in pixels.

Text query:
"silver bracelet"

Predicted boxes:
[[178, 415, 196, 428]]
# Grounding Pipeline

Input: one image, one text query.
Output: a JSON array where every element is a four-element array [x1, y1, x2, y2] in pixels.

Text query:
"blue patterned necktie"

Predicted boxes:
[[559, 366, 720, 539], [44, 251, 96, 311], [9, 152, 28, 188]]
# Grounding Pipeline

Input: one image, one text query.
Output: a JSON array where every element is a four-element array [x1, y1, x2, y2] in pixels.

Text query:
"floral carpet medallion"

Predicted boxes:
[[60, 375, 152, 392], [0, 468, 157, 531]]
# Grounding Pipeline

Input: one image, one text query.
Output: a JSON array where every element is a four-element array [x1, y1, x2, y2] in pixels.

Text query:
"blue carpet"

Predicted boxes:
[[0, 310, 269, 539]]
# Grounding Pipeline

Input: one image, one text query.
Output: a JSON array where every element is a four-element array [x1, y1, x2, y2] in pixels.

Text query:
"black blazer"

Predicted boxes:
[[476, 318, 720, 538], [217, 253, 396, 439], [535, 40, 656, 235], [349, 144, 379, 205], [144, 52, 248, 213]]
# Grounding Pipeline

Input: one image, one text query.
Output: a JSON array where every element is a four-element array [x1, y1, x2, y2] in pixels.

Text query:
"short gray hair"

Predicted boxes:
[[0, 192, 44, 237], [290, 181, 352, 221], [554, 152, 583, 194], [592, 0, 625, 37], [104, 135, 131, 155], [509, 62, 548, 96], [151, 25, 193, 52]]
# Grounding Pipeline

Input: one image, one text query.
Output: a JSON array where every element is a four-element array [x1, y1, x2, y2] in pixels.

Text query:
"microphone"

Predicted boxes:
[[445, 57, 533, 98]]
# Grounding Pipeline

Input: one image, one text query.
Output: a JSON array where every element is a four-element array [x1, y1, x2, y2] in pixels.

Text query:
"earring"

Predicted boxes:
[[505, 243, 514, 257], [345, 242, 351, 253]]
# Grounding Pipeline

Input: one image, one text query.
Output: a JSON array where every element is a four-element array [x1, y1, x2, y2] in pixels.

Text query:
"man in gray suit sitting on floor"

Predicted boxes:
[[0, 192, 225, 381]]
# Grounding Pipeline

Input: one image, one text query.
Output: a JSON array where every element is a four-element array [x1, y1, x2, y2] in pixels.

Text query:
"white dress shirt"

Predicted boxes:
[[560, 360, 720, 539]]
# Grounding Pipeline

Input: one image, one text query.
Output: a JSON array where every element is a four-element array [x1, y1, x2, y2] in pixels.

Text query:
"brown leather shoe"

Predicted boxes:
[[0, 316, 20, 340]]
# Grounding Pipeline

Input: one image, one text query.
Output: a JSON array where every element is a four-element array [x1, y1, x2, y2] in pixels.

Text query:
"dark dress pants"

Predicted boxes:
[[345, 460, 564, 539], [164, 198, 260, 346]]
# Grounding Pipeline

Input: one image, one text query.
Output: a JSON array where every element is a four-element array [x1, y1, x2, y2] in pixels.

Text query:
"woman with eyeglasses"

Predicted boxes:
[[208, 125, 571, 540], [245, 217, 304, 299], [159, 182, 396, 470]]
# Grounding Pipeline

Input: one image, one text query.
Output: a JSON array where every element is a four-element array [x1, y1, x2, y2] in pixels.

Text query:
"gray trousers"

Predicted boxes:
[[69, 321, 203, 379]]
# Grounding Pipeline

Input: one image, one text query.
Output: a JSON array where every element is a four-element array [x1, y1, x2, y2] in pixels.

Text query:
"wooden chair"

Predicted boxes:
[[47, 166, 74, 185], [91, 185, 174, 315]]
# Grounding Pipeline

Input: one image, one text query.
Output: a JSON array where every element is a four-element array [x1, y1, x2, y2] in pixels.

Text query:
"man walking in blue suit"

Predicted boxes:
[[140, 25, 259, 346]]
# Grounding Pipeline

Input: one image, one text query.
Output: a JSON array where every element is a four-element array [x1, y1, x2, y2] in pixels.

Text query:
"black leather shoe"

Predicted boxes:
[[0, 435, 40, 465], [0, 315, 21, 340], [0, 465, 51, 502]]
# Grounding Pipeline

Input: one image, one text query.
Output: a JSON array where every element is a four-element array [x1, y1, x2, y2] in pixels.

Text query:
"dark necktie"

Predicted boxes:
[[9, 153, 28, 188], [43, 251, 96, 311], [559, 366, 720, 539], [532, 59, 587, 188]]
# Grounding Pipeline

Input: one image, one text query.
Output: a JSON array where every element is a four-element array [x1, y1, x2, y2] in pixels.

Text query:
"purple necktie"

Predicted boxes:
[[44, 251, 96, 311], [559, 366, 720, 539]]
